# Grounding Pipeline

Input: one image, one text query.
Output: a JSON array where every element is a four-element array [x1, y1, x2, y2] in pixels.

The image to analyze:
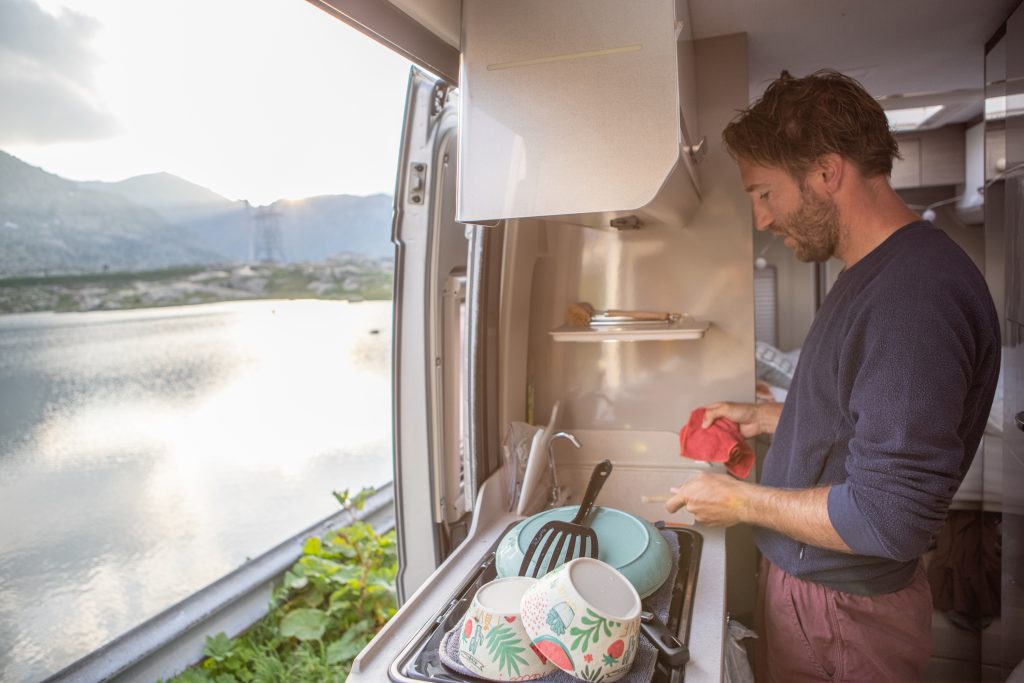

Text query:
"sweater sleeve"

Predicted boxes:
[[826, 277, 976, 562]]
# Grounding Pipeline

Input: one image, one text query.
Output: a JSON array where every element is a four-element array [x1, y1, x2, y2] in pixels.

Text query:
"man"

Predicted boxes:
[[665, 70, 1000, 682]]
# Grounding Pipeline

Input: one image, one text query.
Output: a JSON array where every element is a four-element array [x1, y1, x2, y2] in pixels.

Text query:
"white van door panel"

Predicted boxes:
[[392, 67, 466, 602]]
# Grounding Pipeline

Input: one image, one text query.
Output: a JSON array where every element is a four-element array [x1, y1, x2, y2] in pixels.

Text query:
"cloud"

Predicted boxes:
[[0, 0, 120, 145]]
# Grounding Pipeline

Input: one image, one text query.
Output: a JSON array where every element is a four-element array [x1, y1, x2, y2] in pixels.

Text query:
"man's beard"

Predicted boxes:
[[774, 188, 841, 262]]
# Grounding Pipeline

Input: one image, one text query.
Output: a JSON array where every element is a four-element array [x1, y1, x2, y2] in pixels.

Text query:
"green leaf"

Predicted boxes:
[[325, 537, 357, 559], [298, 588, 326, 608], [250, 654, 286, 683], [203, 633, 234, 662], [303, 536, 323, 556], [327, 590, 353, 614], [325, 625, 370, 665], [326, 639, 366, 665], [351, 486, 375, 511], [283, 572, 308, 591], [280, 608, 329, 641], [300, 555, 345, 575]]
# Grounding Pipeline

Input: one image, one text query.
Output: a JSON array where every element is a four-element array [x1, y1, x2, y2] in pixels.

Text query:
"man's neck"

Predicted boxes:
[[835, 177, 920, 268]]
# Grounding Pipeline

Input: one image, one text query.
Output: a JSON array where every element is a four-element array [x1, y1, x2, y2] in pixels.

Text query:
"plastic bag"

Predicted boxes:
[[724, 617, 758, 683], [502, 421, 542, 512]]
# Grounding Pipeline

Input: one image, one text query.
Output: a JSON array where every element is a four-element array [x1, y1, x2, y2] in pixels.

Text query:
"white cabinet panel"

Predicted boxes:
[[458, 0, 700, 229]]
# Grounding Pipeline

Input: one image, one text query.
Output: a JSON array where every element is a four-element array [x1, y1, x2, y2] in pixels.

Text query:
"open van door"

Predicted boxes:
[[391, 67, 471, 602]]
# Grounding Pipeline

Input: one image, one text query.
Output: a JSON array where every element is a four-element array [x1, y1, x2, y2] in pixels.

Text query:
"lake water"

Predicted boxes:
[[0, 300, 395, 682]]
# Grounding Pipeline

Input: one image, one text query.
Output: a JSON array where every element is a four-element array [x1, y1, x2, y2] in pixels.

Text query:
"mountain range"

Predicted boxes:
[[0, 150, 395, 278]]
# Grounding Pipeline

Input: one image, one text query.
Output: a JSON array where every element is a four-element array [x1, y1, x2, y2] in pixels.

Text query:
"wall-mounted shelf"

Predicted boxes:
[[550, 319, 710, 342]]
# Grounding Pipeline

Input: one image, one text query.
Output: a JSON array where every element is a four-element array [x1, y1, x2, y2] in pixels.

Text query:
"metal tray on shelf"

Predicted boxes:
[[588, 313, 682, 327]]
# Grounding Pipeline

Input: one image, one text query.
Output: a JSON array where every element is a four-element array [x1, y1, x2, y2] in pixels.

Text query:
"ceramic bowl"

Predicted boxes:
[[458, 576, 557, 681], [495, 505, 671, 598], [519, 557, 642, 682]]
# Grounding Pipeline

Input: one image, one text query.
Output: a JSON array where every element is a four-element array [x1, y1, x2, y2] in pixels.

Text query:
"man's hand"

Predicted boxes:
[[702, 401, 782, 437], [664, 471, 853, 553], [665, 472, 750, 526]]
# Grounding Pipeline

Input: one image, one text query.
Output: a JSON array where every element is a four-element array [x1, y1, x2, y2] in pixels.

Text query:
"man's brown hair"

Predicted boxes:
[[722, 69, 899, 180]]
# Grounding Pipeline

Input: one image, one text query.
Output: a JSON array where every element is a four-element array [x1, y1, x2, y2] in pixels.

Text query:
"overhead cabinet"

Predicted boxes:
[[457, 0, 703, 230]]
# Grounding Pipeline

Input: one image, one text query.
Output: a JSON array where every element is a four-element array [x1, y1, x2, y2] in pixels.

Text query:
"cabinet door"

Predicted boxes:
[[458, 0, 697, 226]]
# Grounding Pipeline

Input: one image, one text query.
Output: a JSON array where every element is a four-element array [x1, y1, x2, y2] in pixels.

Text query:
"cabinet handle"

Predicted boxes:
[[685, 136, 707, 165]]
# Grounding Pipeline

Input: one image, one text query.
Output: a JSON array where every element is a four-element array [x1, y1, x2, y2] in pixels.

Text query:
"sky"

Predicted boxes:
[[0, 0, 414, 205]]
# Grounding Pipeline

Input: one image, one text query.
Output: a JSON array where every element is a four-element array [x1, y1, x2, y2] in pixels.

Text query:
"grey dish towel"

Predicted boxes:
[[438, 530, 681, 682]]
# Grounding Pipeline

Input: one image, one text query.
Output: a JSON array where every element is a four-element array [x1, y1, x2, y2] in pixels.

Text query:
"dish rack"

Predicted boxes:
[[391, 522, 703, 683]]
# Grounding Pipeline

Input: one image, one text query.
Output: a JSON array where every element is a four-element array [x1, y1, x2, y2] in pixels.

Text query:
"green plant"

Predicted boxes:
[[162, 486, 397, 683]]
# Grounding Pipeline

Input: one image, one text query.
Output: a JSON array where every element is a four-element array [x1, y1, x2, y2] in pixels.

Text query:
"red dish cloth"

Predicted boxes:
[[679, 407, 755, 479]]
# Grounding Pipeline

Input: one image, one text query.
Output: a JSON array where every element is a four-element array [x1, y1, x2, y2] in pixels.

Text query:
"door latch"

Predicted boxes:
[[407, 162, 427, 205]]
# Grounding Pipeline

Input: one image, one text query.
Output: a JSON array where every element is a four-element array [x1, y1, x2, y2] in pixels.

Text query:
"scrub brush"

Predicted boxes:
[[566, 302, 679, 326]]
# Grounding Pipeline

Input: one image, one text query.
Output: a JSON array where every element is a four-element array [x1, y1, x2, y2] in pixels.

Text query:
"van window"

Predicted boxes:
[[0, 2, 409, 679]]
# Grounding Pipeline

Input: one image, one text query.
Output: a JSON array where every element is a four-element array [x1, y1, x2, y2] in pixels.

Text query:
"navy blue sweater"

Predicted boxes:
[[755, 222, 1000, 595]]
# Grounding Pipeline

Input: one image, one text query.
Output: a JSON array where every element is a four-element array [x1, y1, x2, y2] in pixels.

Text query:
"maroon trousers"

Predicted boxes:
[[754, 558, 932, 682]]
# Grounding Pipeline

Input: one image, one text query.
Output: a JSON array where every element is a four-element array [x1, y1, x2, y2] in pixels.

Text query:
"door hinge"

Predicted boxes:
[[431, 82, 451, 116]]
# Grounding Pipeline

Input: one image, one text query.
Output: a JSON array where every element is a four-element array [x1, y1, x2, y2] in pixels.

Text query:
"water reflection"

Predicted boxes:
[[0, 299, 394, 682]]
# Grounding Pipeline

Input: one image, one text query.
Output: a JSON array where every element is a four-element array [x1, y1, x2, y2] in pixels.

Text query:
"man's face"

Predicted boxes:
[[738, 159, 840, 263]]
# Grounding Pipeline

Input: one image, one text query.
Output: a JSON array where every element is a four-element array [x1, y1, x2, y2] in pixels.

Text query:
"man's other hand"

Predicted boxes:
[[702, 401, 782, 437], [665, 472, 852, 553], [665, 472, 749, 527]]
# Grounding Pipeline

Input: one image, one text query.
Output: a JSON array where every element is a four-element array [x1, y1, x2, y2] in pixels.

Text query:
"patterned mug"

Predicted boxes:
[[519, 557, 642, 683], [458, 576, 557, 681]]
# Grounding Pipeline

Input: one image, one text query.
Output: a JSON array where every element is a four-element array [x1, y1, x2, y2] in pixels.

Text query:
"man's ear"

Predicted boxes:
[[813, 153, 844, 194]]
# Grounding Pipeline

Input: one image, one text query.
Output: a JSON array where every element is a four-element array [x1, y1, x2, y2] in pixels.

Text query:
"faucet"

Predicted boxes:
[[547, 431, 581, 506]]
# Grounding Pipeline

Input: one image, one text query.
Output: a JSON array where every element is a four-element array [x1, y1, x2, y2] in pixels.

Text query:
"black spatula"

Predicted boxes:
[[518, 459, 613, 578]]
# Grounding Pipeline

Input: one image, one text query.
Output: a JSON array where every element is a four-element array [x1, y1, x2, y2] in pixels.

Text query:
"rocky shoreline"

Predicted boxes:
[[0, 254, 393, 314]]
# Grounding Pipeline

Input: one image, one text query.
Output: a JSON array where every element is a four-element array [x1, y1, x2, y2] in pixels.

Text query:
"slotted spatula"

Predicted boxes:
[[518, 459, 613, 578]]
